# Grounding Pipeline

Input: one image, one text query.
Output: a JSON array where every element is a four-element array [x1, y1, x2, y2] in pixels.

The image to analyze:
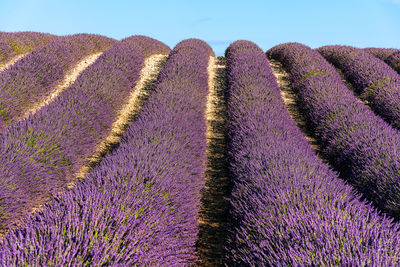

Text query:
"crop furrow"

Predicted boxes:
[[225, 40, 400, 266], [23, 52, 103, 119], [318, 46, 400, 129], [0, 32, 57, 67], [197, 56, 230, 266], [268, 42, 400, 220], [76, 53, 167, 181], [0, 36, 170, 236], [269, 59, 324, 158], [363, 47, 399, 61], [0, 53, 28, 72], [386, 51, 400, 74], [0, 34, 116, 128], [0, 38, 211, 266], [364, 48, 400, 74]]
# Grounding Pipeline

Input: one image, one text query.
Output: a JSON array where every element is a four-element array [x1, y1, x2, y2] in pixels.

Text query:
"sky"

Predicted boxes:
[[0, 0, 399, 56]]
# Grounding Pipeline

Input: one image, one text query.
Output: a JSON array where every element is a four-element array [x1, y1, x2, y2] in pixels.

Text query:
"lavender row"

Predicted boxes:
[[363, 47, 399, 61], [224, 40, 400, 265], [0, 34, 116, 128], [318, 45, 400, 129], [386, 51, 400, 74], [0, 38, 211, 265], [267, 43, 400, 220], [364, 48, 400, 74], [0, 31, 58, 65], [0, 36, 170, 235], [121, 35, 172, 57]]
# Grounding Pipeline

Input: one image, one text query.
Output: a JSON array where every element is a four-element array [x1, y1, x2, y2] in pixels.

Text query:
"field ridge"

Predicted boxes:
[[0, 53, 28, 72], [23, 52, 103, 120], [2, 34, 400, 265], [269, 59, 324, 157], [75, 53, 167, 181]]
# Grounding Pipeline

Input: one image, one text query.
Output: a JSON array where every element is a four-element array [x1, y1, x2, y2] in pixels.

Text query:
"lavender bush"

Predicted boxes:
[[0, 36, 170, 235], [0, 38, 211, 265], [121, 35, 171, 56], [363, 47, 399, 61], [224, 40, 400, 265], [0, 34, 116, 128], [267, 43, 400, 220], [318, 45, 400, 129], [386, 51, 400, 74], [0, 31, 57, 66]]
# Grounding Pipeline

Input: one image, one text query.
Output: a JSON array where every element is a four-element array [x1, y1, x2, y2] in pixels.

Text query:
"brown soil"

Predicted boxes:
[[197, 56, 230, 266]]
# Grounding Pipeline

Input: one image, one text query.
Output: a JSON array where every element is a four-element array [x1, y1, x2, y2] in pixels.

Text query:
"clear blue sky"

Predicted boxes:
[[1, 0, 399, 56]]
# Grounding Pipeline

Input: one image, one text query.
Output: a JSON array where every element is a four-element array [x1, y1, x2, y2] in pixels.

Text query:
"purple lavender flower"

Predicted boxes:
[[363, 47, 399, 62], [0, 38, 212, 266], [0, 34, 116, 128], [224, 40, 400, 265], [268, 42, 400, 220], [0, 31, 58, 65], [318, 45, 400, 129], [0, 36, 169, 235]]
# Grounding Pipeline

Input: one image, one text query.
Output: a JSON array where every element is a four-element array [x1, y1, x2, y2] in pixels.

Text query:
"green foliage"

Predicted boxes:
[[365, 77, 392, 98], [302, 69, 328, 81], [8, 40, 20, 53], [0, 102, 10, 125]]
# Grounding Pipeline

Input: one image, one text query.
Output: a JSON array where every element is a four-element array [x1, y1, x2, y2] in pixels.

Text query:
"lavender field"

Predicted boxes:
[[1, 32, 400, 266]]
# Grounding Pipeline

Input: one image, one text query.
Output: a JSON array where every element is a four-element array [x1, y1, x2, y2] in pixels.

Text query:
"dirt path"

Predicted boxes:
[[0, 53, 106, 239], [0, 54, 167, 240], [0, 53, 28, 72], [22, 52, 103, 119], [74, 54, 167, 182], [269, 59, 327, 161], [197, 56, 230, 266]]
